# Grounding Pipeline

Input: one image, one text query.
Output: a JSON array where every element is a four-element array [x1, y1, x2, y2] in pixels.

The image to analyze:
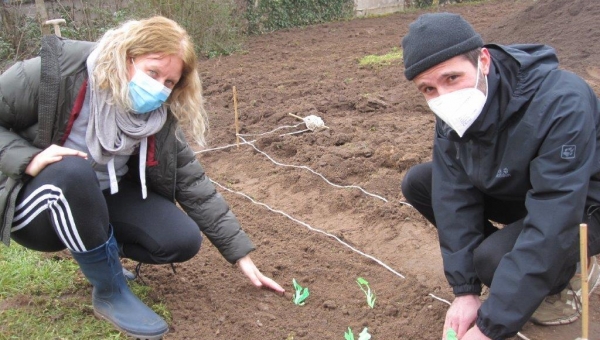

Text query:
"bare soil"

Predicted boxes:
[[131, 1, 600, 339]]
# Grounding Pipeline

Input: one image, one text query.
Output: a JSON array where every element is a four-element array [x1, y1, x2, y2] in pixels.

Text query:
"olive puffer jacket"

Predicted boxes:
[[0, 35, 254, 264]]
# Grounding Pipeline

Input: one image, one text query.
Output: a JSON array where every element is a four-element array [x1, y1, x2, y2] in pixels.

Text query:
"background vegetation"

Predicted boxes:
[[0, 0, 477, 71], [245, 0, 354, 34], [0, 0, 357, 70]]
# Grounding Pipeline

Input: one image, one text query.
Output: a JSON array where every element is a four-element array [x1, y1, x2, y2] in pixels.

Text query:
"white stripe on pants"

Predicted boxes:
[[12, 184, 86, 252]]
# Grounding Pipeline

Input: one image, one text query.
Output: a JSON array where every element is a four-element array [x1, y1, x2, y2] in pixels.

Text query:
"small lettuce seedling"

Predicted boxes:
[[292, 278, 309, 306], [345, 327, 372, 340], [356, 277, 376, 308], [446, 329, 458, 340], [344, 327, 354, 340]]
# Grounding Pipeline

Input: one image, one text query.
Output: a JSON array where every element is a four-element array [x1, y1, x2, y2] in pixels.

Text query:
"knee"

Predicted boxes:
[[44, 156, 97, 186], [401, 164, 428, 204], [170, 233, 202, 262], [473, 244, 502, 287], [401, 166, 416, 201]]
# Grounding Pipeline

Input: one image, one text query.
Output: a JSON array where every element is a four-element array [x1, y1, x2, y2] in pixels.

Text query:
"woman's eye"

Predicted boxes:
[[148, 70, 158, 77]]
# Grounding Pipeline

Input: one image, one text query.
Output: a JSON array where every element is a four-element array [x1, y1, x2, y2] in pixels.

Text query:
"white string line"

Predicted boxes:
[[237, 123, 304, 137], [196, 139, 257, 154], [192, 131, 311, 152], [516, 332, 531, 340], [196, 125, 412, 206], [429, 293, 452, 306], [279, 129, 311, 136], [211, 179, 405, 279], [195, 138, 412, 207], [237, 135, 393, 204], [429, 294, 531, 340]]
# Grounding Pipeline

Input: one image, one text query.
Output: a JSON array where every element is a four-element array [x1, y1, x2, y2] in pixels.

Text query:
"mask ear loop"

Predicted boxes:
[[475, 59, 481, 88], [475, 57, 488, 96], [130, 58, 138, 74]]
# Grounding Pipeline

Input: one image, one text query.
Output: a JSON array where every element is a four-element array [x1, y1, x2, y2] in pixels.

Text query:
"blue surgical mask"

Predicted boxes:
[[128, 61, 172, 114]]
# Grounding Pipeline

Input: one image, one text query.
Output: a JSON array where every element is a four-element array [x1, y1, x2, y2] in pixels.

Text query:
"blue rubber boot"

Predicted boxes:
[[71, 232, 168, 339]]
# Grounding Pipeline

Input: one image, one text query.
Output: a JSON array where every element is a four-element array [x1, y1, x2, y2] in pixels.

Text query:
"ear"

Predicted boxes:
[[480, 48, 491, 76]]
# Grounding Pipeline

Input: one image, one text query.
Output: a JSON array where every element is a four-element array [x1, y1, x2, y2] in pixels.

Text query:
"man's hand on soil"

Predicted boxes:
[[442, 294, 481, 339]]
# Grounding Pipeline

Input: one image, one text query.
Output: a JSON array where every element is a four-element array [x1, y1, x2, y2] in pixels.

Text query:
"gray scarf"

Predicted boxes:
[[85, 48, 167, 198]]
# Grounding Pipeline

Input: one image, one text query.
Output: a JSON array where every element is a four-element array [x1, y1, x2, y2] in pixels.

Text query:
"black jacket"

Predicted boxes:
[[432, 44, 600, 339], [0, 35, 255, 264]]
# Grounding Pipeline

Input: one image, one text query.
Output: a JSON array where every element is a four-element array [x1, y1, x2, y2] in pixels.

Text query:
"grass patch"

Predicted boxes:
[[0, 243, 169, 339], [359, 47, 403, 68]]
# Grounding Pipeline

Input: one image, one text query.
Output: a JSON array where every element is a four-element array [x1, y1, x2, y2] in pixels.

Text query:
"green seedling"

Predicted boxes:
[[344, 327, 353, 340], [344, 327, 372, 340], [292, 278, 309, 306], [446, 329, 458, 340], [356, 277, 376, 308]]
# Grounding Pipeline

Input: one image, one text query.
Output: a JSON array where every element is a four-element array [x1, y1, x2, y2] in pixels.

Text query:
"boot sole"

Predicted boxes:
[[530, 312, 581, 326], [93, 310, 168, 340]]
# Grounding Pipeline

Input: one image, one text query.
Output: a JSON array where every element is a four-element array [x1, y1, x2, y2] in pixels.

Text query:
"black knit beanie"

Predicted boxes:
[[401, 12, 483, 80]]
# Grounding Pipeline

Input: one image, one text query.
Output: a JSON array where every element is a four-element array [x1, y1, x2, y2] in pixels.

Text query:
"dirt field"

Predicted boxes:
[[129, 0, 600, 339]]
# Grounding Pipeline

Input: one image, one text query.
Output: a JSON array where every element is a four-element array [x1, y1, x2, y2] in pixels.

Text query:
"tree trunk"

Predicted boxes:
[[35, 0, 50, 35]]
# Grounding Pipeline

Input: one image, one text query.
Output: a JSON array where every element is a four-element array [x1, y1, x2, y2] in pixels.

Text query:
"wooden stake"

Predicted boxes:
[[580, 223, 589, 340], [233, 86, 240, 148], [288, 112, 304, 121]]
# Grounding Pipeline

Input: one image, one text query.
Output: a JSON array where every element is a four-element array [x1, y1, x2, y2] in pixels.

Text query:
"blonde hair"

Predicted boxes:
[[93, 16, 208, 147]]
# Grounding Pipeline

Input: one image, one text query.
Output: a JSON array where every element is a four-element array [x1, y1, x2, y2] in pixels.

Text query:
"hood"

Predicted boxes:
[[443, 44, 559, 142]]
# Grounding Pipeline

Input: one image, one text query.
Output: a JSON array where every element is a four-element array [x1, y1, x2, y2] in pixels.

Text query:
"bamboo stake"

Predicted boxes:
[[288, 112, 304, 121], [580, 223, 589, 340], [233, 86, 240, 148]]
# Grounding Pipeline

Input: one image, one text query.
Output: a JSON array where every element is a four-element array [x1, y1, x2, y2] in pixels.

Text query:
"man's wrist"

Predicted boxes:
[[452, 283, 482, 296]]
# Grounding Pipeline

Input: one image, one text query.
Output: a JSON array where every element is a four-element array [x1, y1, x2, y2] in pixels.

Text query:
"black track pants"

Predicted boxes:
[[11, 156, 201, 264]]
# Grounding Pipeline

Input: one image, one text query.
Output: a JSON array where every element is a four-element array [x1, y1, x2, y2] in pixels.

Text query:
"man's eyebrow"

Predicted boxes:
[[441, 70, 464, 78], [416, 82, 430, 92]]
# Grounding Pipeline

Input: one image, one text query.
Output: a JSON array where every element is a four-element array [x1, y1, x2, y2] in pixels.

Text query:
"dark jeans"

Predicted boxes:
[[402, 162, 600, 293], [11, 156, 201, 264]]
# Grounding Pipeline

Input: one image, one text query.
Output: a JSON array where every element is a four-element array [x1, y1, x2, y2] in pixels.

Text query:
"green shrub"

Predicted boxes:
[[1, 0, 245, 65], [131, 0, 246, 58], [246, 0, 354, 34], [45, 0, 130, 42], [0, 3, 42, 70]]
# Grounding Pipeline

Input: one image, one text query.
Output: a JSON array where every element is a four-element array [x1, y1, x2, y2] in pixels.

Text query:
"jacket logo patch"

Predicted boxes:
[[561, 145, 576, 159], [496, 168, 511, 178]]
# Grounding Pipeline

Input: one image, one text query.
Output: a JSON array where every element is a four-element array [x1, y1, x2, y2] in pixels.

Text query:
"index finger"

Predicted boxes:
[[259, 275, 285, 294], [56, 147, 88, 158]]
